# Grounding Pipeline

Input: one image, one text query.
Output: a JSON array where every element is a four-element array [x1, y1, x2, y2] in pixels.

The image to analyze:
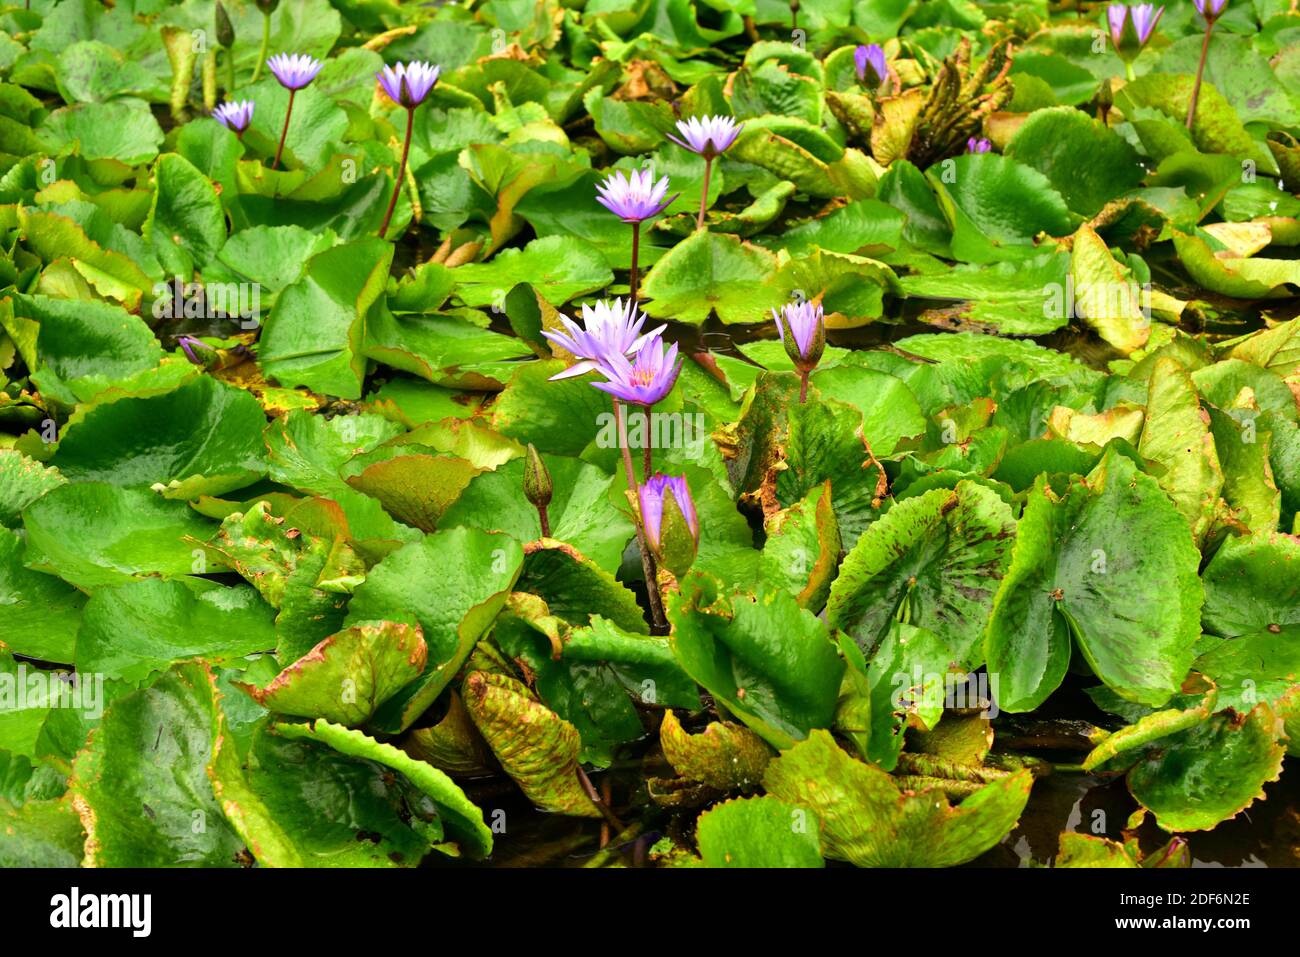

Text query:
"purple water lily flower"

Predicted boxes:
[[376, 61, 441, 237], [542, 299, 666, 381], [1194, 0, 1227, 19], [1106, 4, 1163, 77], [1106, 4, 1128, 46], [377, 61, 441, 108], [176, 335, 212, 366], [1107, 4, 1163, 48], [773, 300, 826, 402], [667, 116, 741, 231], [967, 137, 992, 153], [639, 473, 699, 553], [596, 168, 677, 224], [267, 53, 323, 170], [1129, 3, 1163, 43], [854, 43, 889, 88], [267, 52, 323, 90], [667, 115, 742, 158], [591, 333, 682, 407], [598, 169, 678, 298], [773, 300, 824, 362], [213, 100, 254, 135]]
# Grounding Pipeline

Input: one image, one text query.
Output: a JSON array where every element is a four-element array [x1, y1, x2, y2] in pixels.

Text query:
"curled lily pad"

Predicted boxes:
[[401, 691, 496, 778], [270, 718, 494, 859], [345, 527, 524, 733], [660, 709, 772, 791], [238, 621, 426, 726], [462, 671, 600, 818], [757, 479, 840, 610], [209, 501, 364, 661]]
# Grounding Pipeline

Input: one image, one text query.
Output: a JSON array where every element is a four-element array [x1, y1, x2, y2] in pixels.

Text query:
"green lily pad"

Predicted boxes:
[[1128, 704, 1286, 833], [22, 482, 224, 590], [928, 153, 1076, 264], [696, 795, 823, 868], [985, 448, 1203, 712], [273, 718, 494, 858], [50, 376, 268, 499], [669, 578, 845, 750], [41, 98, 163, 166], [1004, 107, 1144, 217], [1202, 531, 1300, 637], [763, 730, 1032, 867], [641, 230, 789, 326], [68, 662, 247, 866], [0, 798, 84, 867], [828, 480, 1016, 669], [439, 454, 634, 573], [517, 539, 648, 634], [0, 450, 66, 529], [259, 237, 394, 400], [77, 578, 276, 684], [0, 525, 84, 663], [3, 294, 163, 407], [451, 236, 613, 308]]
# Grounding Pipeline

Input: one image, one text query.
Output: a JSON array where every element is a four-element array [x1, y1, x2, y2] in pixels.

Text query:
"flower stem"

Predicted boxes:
[[379, 106, 414, 238], [696, 156, 712, 231], [629, 220, 641, 301], [799, 369, 809, 404], [225, 49, 236, 94], [1187, 23, 1214, 130], [642, 424, 653, 482], [272, 88, 295, 170], [252, 12, 270, 83], [537, 504, 551, 538], [1124, 61, 1135, 82], [616, 400, 667, 635]]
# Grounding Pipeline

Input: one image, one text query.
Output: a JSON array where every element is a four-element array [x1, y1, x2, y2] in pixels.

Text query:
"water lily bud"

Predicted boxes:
[[772, 300, 826, 374], [639, 474, 698, 579], [215, 1, 234, 49], [1097, 76, 1114, 112], [523, 443, 553, 510], [256, 0, 280, 13]]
